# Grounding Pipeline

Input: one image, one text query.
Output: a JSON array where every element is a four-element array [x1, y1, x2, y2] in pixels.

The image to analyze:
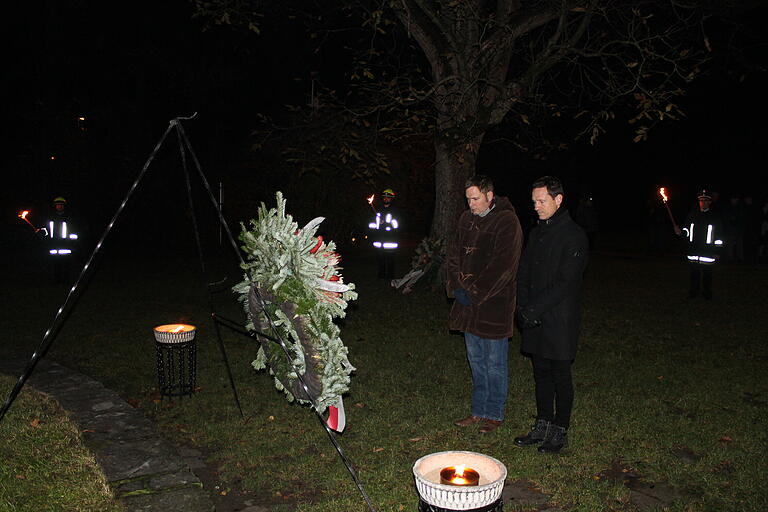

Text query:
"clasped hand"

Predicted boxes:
[[454, 289, 472, 306], [517, 309, 541, 330]]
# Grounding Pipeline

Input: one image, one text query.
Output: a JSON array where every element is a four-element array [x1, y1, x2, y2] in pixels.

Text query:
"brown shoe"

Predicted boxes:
[[479, 419, 503, 434], [454, 415, 483, 427]]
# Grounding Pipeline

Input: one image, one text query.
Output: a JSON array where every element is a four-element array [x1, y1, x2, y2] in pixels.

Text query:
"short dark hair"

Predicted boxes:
[[532, 176, 564, 198], [465, 175, 494, 194]]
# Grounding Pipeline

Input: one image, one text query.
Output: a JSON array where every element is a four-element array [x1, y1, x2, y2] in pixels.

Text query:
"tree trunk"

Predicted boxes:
[[429, 134, 484, 241]]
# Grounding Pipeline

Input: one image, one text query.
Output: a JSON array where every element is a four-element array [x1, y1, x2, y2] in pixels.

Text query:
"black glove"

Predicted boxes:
[[454, 288, 472, 306], [517, 308, 541, 330]]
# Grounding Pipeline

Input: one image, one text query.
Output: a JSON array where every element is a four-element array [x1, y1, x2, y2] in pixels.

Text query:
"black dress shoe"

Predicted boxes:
[[538, 425, 568, 454], [514, 419, 550, 447]]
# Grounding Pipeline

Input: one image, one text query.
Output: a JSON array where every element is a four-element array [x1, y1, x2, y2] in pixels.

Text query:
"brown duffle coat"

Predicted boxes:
[[446, 196, 523, 339]]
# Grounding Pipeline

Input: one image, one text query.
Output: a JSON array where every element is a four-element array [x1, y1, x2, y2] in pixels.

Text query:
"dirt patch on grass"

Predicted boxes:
[[503, 478, 555, 510], [176, 442, 292, 512], [596, 458, 702, 511], [670, 445, 702, 464]]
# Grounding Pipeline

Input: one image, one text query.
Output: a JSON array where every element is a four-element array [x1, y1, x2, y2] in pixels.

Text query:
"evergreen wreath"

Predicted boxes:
[[392, 237, 445, 293], [233, 192, 357, 413]]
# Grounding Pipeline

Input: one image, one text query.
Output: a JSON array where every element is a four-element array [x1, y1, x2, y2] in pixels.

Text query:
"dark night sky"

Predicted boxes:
[[3, 1, 311, 155], [3, 1, 768, 240], [3, 0, 317, 243]]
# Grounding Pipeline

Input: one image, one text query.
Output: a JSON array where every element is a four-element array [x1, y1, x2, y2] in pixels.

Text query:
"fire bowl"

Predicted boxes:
[[413, 451, 506, 510], [153, 324, 197, 344]]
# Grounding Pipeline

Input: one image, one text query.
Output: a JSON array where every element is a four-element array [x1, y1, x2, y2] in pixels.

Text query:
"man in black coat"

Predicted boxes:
[[514, 176, 588, 454]]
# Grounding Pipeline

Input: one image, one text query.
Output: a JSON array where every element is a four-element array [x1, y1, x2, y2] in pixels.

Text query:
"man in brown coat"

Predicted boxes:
[[447, 175, 523, 434]]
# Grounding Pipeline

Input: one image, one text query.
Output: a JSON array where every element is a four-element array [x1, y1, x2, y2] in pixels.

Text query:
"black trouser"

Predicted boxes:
[[52, 256, 72, 285], [689, 263, 713, 298], [532, 355, 574, 429], [376, 250, 396, 279]]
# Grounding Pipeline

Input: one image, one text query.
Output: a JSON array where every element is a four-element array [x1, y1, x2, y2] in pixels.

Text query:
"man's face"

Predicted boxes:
[[465, 186, 493, 215], [54, 203, 65, 213], [532, 186, 562, 220], [698, 198, 711, 212], [382, 195, 392, 207]]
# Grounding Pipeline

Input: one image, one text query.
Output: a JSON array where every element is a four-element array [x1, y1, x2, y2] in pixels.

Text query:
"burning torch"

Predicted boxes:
[[658, 188, 680, 235], [366, 194, 377, 213], [365, 194, 379, 240], [17, 210, 45, 234]]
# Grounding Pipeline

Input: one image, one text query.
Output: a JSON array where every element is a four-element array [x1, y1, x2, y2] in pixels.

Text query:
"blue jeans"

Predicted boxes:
[[464, 332, 509, 421]]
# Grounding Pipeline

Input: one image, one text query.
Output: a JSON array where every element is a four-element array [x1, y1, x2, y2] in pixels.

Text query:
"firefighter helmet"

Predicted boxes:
[[381, 188, 396, 198], [697, 189, 712, 200], [53, 196, 67, 204]]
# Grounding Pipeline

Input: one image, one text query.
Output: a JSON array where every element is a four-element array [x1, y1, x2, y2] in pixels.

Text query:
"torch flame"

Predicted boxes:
[[18, 210, 37, 230], [659, 187, 668, 203], [366, 194, 375, 205]]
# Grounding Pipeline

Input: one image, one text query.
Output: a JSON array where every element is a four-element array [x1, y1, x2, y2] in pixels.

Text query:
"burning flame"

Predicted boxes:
[[18, 210, 37, 230], [440, 464, 479, 486], [366, 194, 375, 205], [155, 324, 195, 333], [449, 465, 471, 485], [659, 187, 668, 203]]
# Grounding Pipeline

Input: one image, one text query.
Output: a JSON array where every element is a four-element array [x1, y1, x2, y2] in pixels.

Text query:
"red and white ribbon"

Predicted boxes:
[[326, 397, 346, 433]]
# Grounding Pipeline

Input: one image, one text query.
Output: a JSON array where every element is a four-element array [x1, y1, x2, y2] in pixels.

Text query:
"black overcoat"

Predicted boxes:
[[682, 208, 724, 262], [517, 208, 588, 360], [446, 196, 523, 339]]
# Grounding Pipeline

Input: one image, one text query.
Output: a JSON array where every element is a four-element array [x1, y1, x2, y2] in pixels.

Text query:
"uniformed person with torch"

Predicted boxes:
[[45, 196, 79, 285], [679, 189, 724, 299], [367, 188, 401, 280]]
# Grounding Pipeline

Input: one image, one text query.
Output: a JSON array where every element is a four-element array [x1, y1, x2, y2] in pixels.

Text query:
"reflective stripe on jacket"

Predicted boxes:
[[47, 218, 78, 255], [368, 207, 400, 249], [682, 209, 723, 265]]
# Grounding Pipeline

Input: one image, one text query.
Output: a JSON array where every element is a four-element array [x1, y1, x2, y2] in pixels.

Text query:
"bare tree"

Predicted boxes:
[[193, 0, 751, 243], [374, 0, 725, 240]]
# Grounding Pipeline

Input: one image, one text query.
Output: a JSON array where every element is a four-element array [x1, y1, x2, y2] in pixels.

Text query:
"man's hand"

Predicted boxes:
[[454, 289, 472, 306], [517, 309, 541, 330]]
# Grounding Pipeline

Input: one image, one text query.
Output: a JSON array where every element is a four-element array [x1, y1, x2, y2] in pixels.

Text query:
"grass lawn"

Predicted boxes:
[[0, 373, 123, 512], [1, 236, 767, 511]]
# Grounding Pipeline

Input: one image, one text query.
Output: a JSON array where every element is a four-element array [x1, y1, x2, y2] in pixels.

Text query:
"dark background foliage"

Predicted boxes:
[[3, 0, 768, 251]]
